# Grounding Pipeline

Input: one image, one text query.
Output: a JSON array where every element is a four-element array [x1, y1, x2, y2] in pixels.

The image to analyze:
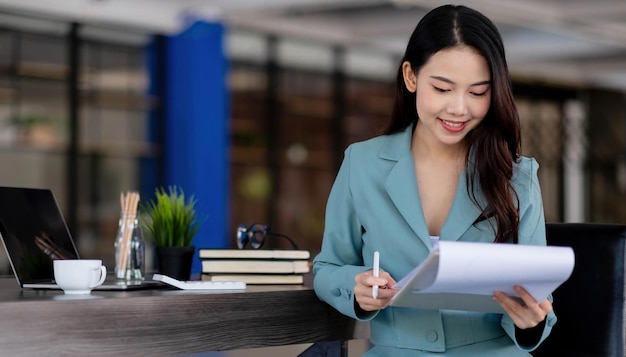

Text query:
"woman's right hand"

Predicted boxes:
[[354, 269, 397, 311]]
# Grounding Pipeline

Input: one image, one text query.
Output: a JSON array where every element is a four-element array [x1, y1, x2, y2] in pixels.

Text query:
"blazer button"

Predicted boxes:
[[425, 330, 438, 342], [331, 288, 341, 297]]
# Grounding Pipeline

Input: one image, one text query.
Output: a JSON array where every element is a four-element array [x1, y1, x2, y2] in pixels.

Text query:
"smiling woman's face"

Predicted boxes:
[[402, 45, 492, 147]]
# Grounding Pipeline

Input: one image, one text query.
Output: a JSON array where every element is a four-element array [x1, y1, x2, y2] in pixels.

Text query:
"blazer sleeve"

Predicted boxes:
[[501, 158, 557, 351], [312, 146, 376, 320]]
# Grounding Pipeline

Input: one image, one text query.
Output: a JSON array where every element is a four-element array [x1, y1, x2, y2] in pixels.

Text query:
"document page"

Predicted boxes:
[[390, 241, 575, 313]]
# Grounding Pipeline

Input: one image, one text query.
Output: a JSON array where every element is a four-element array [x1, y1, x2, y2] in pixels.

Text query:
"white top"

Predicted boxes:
[[430, 235, 440, 248]]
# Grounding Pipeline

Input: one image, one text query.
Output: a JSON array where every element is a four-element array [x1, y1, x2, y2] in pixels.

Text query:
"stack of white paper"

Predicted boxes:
[[390, 241, 575, 313]]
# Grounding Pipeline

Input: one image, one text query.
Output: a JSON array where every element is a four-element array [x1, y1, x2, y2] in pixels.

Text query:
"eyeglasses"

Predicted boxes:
[[236, 224, 299, 250]]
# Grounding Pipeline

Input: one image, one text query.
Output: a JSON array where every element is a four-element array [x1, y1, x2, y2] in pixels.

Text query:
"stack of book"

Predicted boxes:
[[198, 248, 311, 284]]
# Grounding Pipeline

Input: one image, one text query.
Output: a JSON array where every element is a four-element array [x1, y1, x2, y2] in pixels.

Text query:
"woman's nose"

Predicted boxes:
[[446, 94, 467, 116]]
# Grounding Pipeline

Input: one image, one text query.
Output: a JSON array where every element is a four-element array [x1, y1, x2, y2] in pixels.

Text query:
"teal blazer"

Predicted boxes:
[[313, 125, 556, 356]]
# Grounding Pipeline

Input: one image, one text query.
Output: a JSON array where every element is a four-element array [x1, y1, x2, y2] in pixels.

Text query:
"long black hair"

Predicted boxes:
[[385, 5, 521, 243]]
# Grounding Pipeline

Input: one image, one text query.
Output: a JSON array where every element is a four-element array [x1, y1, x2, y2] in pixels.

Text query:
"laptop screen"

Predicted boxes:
[[0, 186, 79, 285]]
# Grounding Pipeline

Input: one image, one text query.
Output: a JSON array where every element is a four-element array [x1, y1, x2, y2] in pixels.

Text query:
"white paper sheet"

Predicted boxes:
[[390, 241, 575, 313]]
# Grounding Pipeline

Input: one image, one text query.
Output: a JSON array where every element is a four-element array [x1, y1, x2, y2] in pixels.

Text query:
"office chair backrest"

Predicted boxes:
[[532, 223, 626, 357]]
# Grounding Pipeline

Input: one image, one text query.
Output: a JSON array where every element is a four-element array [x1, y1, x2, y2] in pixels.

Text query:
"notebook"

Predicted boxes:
[[0, 186, 161, 290]]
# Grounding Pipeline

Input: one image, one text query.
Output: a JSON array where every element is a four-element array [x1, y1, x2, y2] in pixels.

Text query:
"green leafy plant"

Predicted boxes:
[[141, 186, 201, 247]]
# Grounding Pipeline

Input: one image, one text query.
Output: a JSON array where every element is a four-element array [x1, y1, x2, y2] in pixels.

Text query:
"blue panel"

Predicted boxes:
[[140, 37, 163, 201], [161, 21, 230, 274]]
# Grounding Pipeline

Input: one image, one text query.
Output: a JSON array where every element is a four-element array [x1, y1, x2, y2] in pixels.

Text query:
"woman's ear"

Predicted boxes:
[[402, 61, 417, 93]]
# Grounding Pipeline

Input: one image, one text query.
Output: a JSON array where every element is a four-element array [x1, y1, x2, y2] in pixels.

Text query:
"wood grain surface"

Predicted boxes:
[[0, 278, 367, 356]]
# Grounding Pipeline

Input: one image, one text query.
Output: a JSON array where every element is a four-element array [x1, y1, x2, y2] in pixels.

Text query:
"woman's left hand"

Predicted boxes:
[[493, 285, 552, 329]]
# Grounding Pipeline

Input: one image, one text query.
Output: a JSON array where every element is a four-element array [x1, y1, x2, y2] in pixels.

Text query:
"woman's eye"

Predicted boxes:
[[433, 86, 448, 93], [471, 91, 488, 97]]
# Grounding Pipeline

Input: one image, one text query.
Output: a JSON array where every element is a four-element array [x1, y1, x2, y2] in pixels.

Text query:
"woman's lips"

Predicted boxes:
[[439, 118, 467, 133]]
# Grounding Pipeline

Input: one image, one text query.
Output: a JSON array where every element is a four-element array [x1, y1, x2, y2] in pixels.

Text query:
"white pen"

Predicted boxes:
[[372, 251, 380, 299]]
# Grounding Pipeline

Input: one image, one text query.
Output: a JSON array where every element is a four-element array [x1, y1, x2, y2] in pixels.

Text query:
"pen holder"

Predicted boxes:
[[114, 213, 145, 281]]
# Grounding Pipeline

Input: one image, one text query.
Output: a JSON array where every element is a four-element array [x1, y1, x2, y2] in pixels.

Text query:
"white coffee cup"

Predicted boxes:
[[53, 259, 107, 294]]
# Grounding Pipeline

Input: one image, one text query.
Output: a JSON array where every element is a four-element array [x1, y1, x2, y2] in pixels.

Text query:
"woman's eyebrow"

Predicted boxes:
[[430, 75, 491, 86], [471, 80, 491, 86]]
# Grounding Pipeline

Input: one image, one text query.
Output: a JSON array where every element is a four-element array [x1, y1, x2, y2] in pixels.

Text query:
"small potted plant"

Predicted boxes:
[[142, 186, 201, 280]]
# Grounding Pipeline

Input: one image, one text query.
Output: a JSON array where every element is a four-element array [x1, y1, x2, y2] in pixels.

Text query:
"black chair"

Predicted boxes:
[[532, 223, 626, 357]]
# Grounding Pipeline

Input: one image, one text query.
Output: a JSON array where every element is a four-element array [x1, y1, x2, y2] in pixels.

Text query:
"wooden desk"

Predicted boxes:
[[0, 277, 367, 356]]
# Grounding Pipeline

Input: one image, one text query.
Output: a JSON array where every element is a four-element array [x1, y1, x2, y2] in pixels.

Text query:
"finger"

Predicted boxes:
[[354, 270, 398, 311], [494, 291, 548, 329], [355, 283, 396, 309], [493, 291, 521, 316], [355, 295, 381, 311], [361, 296, 394, 311], [369, 275, 389, 290], [513, 286, 553, 321], [354, 274, 386, 298], [513, 286, 540, 309], [357, 270, 389, 288], [355, 288, 393, 311], [374, 286, 397, 300], [358, 301, 387, 311], [538, 299, 553, 313], [379, 271, 397, 287], [493, 290, 532, 325]]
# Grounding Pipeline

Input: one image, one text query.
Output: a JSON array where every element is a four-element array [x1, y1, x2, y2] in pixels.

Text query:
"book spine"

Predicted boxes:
[[201, 260, 311, 274], [197, 249, 310, 260]]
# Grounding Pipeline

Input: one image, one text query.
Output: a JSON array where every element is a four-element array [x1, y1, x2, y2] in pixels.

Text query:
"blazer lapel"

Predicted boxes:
[[384, 155, 432, 248], [440, 169, 485, 241], [381, 126, 432, 248]]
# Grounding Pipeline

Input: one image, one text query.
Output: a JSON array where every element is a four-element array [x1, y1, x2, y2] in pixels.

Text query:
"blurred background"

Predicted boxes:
[[0, 0, 624, 276]]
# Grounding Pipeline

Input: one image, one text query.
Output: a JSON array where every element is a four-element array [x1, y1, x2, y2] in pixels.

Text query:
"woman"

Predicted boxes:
[[313, 4, 556, 356]]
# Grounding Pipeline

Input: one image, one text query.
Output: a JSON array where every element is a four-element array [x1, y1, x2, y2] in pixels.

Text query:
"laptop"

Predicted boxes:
[[0, 186, 161, 290]]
